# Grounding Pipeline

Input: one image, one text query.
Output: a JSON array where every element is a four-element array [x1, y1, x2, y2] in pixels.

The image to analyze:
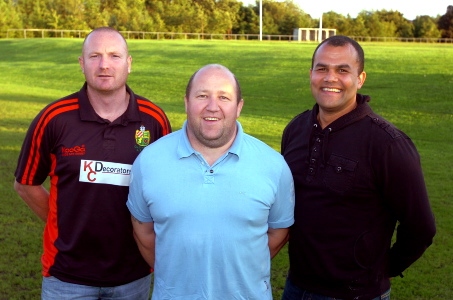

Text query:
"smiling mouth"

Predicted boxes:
[[204, 117, 219, 121], [322, 87, 341, 93]]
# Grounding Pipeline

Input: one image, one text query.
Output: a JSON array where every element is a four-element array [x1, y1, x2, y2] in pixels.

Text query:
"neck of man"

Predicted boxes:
[[317, 101, 357, 129], [87, 87, 130, 122], [187, 128, 237, 167]]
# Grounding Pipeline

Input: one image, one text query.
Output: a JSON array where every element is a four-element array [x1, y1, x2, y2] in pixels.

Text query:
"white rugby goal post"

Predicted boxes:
[[293, 28, 337, 42]]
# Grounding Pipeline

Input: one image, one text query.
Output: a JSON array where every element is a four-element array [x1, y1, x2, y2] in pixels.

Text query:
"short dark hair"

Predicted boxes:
[[185, 64, 242, 103], [311, 35, 365, 74]]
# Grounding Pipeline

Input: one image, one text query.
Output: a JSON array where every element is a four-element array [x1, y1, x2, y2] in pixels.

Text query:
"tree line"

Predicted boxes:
[[1, 0, 453, 39]]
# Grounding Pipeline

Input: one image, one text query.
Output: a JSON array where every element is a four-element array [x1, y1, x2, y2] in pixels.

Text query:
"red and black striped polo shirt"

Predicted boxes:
[[15, 83, 171, 286]]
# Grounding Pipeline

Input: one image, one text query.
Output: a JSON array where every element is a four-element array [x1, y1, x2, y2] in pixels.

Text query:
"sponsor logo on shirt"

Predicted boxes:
[[79, 160, 131, 186], [135, 125, 151, 147], [61, 145, 86, 156]]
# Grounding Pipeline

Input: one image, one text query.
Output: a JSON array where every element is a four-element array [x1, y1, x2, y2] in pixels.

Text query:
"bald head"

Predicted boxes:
[[185, 64, 242, 103], [78, 27, 132, 95], [82, 27, 129, 57]]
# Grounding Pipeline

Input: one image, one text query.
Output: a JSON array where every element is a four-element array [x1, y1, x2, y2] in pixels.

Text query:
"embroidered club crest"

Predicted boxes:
[[135, 125, 151, 147]]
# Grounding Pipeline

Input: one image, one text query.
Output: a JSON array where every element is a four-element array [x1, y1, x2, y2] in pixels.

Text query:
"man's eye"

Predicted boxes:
[[220, 96, 230, 101]]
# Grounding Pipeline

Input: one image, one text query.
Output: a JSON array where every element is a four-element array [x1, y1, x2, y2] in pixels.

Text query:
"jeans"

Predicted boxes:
[[281, 278, 391, 300], [41, 274, 151, 300]]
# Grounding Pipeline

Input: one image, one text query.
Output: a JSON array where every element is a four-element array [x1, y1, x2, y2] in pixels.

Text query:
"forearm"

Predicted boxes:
[[14, 180, 49, 222], [388, 222, 435, 277], [268, 227, 289, 259], [131, 216, 155, 268]]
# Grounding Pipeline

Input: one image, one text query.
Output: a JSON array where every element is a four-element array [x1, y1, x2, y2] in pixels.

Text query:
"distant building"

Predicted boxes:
[[293, 28, 336, 42]]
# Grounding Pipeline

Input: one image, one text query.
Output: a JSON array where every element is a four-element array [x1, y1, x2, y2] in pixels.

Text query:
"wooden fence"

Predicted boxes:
[[3, 29, 453, 43]]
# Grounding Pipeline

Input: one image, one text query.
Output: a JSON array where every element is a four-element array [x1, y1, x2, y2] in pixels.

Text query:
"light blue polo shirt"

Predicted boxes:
[[127, 121, 294, 300]]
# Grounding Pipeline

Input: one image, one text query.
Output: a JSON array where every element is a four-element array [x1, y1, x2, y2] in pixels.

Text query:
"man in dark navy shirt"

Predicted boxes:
[[14, 27, 171, 299], [281, 35, 436, 300]]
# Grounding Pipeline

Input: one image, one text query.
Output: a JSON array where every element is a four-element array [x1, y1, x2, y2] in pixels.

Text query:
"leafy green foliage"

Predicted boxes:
[[0, 39, 452, 299], [0, 1, 451, 38]]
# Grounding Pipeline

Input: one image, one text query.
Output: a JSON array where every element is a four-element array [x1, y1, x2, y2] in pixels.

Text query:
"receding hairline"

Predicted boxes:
[[195, 64, 233, 78], [81, 27, 129, 55], [185, 64, 242, 103]]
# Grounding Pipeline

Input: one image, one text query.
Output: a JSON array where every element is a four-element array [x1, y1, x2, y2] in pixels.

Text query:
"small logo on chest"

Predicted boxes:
[[61, 145, 86, 156], [135, 125, 151, 147]]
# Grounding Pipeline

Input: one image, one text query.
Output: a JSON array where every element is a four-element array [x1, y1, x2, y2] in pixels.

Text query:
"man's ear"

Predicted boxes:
[[357, 71, 366, 89]]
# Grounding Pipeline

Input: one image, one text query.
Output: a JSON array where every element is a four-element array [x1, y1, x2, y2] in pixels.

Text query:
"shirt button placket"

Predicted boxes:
[[306, 134, 322, 181]]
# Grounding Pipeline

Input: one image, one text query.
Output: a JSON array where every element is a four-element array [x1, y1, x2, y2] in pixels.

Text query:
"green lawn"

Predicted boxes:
[[0, 39, 452, 299]]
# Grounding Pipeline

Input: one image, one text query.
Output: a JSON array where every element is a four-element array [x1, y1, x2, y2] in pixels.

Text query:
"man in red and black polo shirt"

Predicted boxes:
[[14, 27, 171, 299]]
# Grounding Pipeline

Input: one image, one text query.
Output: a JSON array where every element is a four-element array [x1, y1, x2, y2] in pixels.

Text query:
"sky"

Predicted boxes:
[[242, 0, 451, 20]]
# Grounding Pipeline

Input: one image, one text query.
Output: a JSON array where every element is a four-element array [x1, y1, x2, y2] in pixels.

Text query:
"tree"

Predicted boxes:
[[2, 0, 448, 39], [376, 10, 414, 37], [83, 0, 109, 29], [438, 5, 453, 38], [278, 0, 312, 33], [321, 11, 350, 35], [234, 5, 259, 34], [46, 0, 89, 31], [259, 0, 311, 35], [143, 0, 166, 32], [347, 14, 369, 37], [397, 21, 414, 38], [151, 0, 203, 33], [17, 0, 50, 29], [0, 0, 23, 37], [360, 11, 397, 37], [108, 0, 156, 33], [215, 0, 242, 34], [413, 16, 441, 39]]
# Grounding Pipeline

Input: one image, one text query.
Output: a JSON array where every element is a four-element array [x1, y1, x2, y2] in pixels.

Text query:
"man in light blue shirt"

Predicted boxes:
[[127, 64, 294, 300]]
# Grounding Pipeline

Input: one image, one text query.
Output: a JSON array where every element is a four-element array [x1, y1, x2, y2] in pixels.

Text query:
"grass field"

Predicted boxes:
[[0, 38, 452, 299]]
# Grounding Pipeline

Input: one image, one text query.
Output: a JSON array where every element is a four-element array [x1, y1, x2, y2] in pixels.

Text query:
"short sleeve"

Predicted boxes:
[[268, 159, 295, 229], [126, 154, 154, 223]]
